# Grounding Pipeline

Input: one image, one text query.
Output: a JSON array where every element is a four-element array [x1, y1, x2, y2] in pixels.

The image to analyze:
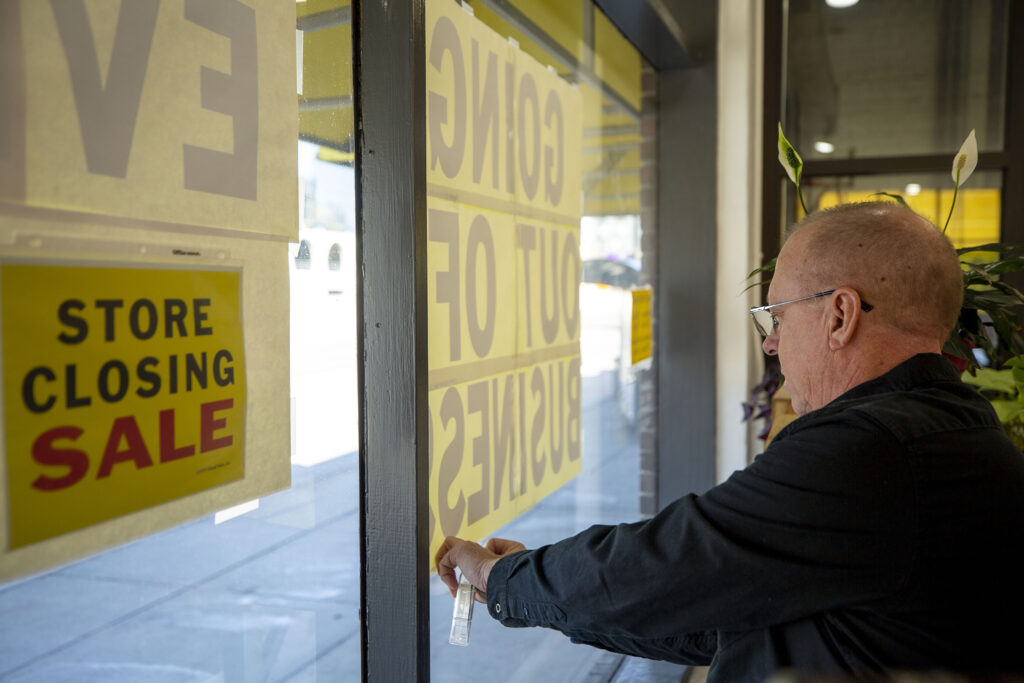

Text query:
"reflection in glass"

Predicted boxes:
[[797, 170, 1002, 250], [0, 4, 362, 679], [787, 0, 1008, 160], [427, 0, 663, 680]]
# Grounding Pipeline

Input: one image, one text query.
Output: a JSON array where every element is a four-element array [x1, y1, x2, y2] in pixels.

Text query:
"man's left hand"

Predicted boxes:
[[435, 536, 525, 600]]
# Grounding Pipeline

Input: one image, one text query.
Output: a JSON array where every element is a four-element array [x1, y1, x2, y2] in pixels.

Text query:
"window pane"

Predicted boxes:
[[786, 0, 1008, 159], [426, 0, 667, 678], [0, 3, 360, 680], [799, 170, 1002, 250]]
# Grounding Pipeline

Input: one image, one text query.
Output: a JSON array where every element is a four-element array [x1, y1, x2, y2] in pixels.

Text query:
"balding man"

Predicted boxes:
[[436, 202, 1024, 681]]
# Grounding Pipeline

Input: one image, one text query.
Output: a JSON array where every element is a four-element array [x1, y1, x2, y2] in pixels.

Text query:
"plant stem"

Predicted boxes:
[[944, 170, 960, 233], [797, 184, 808, 216]]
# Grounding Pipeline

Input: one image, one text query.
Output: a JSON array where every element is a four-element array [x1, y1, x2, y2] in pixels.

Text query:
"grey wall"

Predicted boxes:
[[656, 63, 718, 504]]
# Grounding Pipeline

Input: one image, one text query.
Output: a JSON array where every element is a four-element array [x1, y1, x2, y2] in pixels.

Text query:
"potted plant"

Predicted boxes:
[[745, 128, 1024, 445]]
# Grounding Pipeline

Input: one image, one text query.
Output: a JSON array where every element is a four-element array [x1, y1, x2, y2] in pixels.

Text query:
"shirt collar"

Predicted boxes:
[[830, 353, 961, 405]]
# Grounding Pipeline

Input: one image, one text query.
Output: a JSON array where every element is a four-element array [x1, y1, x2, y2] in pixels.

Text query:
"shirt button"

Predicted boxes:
[[495, 603, 501, 614]]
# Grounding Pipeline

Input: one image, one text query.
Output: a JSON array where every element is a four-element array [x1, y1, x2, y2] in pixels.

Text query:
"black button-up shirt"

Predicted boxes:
[[486, 354, 1024, 681]]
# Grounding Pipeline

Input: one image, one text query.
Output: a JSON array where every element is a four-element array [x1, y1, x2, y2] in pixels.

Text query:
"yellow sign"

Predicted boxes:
[[1, 0, 297, 239], [2, 263, 246, 549], [631, 288, 652, 365], [426, 0, 583, 559]]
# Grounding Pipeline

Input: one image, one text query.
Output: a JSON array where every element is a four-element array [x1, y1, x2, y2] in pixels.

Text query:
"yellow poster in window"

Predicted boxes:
[[426, 0, 583, 561], [631, 288, 652, 365], [2, 262, 245, 549], [2, 0, 297, 239]]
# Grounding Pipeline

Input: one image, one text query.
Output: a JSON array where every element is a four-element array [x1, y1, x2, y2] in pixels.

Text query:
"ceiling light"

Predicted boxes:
[[905, 183, 922, 196], [813, 140, 835, 154], [825, 0, 859, 7]]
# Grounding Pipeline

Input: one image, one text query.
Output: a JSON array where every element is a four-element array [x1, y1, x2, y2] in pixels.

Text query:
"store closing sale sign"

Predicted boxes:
[[2, 263, 245, 549], [426, 0, 584, 559]]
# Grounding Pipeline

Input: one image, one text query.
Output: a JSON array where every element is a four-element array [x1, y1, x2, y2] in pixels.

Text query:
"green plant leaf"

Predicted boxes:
[[741, 279, 773, 294], [1004, 355, 1024, 369], [957, 242, 1024, 256], [870, 192, 908, 207], [745, 258, 777, 281], [963, 290, 1024, 310], [989, 399, 1024, 424], [944, 335, 980, 374], [961, 367, 1017, 394]]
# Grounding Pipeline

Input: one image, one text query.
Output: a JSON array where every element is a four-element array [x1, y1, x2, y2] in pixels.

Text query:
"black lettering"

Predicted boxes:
[[57, 299, 88, 344], [51, 0, 159, 177], [530, 365, 545, 486], [22, 366, 56, 413], [427, 15, 466, 178], [492, 374, 515, 505], [95, 299, 123, 342], [185, 352, 208, 391], [505, 61, 515, 193], [183, 0, 259, 200], [517, 72, 540, 200], [466, 214, 496, 358], [568, 356, 581, 462], [66, 364, 91, 408], [548, 362, 564, 474], [472, 39, 499, 188], [213, 349, 235, 386], [165, 299, 188, 337], [136, 356, 160, 398], [466, 380, 489, 525], [129, 298, 158, 340], [193, 298, 213, 336], [169, 354, 179, 394], [516, 223, 537, 346], [429, 209, 461, 362], [516, 370, 528, 495], [544, 90, 564, 205], [540, 228, 559, 344], [562, 230, 580, 337], [438, 387, 466, 536], [98, 360, 129, 402]]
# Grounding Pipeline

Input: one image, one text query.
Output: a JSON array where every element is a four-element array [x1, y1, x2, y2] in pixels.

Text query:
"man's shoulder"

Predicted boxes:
[[776, 372, 1000, 446]]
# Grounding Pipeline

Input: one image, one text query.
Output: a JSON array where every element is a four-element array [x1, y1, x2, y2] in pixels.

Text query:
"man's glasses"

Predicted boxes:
[[749, 290, 874, 337]]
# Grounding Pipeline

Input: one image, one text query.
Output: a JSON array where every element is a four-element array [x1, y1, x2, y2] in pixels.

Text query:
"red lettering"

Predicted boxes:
[[31, 426, 88, 491], [200, 398, 233, 452], [159, 408, 195, 462], [97, 416, 154, 478]]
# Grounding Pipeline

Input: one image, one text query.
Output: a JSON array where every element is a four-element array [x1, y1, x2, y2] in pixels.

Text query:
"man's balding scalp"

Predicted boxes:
[[790, 202, 963, 342]]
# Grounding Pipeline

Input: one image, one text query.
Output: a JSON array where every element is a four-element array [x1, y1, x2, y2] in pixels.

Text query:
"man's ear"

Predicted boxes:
[[827, 287, 864, 350]]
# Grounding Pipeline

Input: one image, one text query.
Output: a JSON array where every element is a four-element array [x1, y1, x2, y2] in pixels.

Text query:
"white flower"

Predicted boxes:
[[952, 129, 977, 187]]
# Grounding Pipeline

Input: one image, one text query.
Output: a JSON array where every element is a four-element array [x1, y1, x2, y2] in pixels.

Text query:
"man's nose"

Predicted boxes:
[[762, 332, 778, 356]]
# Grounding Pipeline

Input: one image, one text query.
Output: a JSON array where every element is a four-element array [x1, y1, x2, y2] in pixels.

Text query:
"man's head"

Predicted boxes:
[[761, 201, 963, 414]]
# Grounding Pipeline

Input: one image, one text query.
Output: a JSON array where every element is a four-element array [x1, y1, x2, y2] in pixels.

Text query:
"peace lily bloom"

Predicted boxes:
[[952, 128, 978, 187], [944, 128, 977, 233], [777, 124, 808, 214]]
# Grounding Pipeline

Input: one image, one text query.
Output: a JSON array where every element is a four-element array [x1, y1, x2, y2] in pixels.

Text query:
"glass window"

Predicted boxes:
[[793, 170, 1002, 250], [0, 3, 360, 680], [426, 0, 662, 679], [787, 0, 1008, 160]]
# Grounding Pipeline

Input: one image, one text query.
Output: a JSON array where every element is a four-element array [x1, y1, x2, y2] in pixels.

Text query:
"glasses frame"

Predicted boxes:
[[749, 289, 874, 337]]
